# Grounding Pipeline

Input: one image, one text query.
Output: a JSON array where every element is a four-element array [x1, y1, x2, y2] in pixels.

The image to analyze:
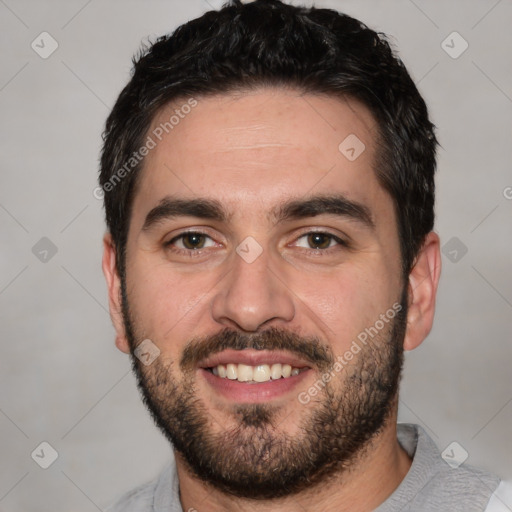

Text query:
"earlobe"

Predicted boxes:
[[403, 232, 441, 351], [102, 233, 131, 354]]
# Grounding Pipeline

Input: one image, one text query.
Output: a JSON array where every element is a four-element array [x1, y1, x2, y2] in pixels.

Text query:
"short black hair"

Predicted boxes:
[[99, 0, 437, 279]]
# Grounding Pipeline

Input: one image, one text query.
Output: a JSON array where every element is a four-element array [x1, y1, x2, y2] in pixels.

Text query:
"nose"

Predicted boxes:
[[210, 243, 295, 332]]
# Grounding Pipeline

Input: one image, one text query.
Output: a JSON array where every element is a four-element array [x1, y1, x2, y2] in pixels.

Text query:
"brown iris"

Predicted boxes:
[[307, 233, 332, 249], [181, 233, 207, 249]]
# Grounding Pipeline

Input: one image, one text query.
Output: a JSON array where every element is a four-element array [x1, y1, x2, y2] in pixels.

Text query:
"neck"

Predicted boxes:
[[175, 413, 411, 512]]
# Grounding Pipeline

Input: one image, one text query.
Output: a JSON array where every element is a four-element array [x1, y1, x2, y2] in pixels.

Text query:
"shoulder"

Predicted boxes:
[[105, 477, 158, 512], [484, 480, 512, 512], [413, 424, 500, 509], [423, 461, 501, 509], [384, 424, 502, 511], [105, 461, 179, 512]]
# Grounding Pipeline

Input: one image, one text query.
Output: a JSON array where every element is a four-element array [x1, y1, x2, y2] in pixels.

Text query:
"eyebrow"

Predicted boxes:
[[142, 198, 228, 231], [141, 194, 374, 232], [271, 194, 374, 229]]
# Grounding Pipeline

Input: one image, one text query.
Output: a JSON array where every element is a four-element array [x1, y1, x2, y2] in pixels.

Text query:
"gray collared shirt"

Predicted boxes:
[[107, 423, 502, 511]]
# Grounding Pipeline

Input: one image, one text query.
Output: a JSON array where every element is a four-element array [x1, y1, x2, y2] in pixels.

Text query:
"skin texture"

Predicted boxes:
[[103, 88, 441, 512]]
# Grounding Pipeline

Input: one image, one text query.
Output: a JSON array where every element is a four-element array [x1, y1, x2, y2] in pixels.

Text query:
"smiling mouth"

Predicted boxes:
[[205, 363, 309, 383]]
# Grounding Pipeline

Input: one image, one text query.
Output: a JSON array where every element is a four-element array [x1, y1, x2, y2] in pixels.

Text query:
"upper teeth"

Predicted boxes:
[[211, 363, 302, 382]]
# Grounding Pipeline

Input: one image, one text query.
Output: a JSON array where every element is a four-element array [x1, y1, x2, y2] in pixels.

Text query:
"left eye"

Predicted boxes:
[[295, 232, 343, 250], [168, 232, 216, 250]]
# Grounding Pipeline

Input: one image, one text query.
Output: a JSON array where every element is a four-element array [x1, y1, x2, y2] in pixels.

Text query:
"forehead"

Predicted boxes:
[[132, 88, 388, 227]]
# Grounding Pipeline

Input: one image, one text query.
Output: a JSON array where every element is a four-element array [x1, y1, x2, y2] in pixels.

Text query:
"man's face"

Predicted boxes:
[[119, 88, 406, 498]]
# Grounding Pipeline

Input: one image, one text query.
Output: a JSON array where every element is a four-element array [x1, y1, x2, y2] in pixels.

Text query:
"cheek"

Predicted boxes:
[[295, 262, 397, 351], [125, 257, 207, 347]]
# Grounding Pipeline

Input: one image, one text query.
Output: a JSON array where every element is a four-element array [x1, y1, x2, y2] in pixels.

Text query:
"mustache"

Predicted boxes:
[[180, 326, 334, 372]]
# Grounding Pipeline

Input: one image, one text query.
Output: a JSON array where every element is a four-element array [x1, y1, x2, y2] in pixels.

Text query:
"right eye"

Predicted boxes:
[[163, 231, 219, 256]]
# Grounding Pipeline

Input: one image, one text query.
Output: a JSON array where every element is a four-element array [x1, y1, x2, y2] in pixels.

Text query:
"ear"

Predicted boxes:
[[102, 233, 131, 354], [403, 231, 441, 351]]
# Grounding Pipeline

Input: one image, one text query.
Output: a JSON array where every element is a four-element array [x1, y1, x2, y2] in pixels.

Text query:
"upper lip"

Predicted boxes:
[[198, 349, 312, 369]]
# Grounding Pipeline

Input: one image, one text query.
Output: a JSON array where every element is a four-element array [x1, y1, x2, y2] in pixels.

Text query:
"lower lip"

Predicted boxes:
[[199, 368, 311, 403]]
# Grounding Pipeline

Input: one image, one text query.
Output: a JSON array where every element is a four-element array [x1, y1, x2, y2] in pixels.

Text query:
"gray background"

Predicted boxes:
[[0, 0, 511, 510]]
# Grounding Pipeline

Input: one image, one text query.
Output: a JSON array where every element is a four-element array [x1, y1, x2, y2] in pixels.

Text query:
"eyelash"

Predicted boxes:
[[163, 230, 348, 257], [163, 231, 217, 258]]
